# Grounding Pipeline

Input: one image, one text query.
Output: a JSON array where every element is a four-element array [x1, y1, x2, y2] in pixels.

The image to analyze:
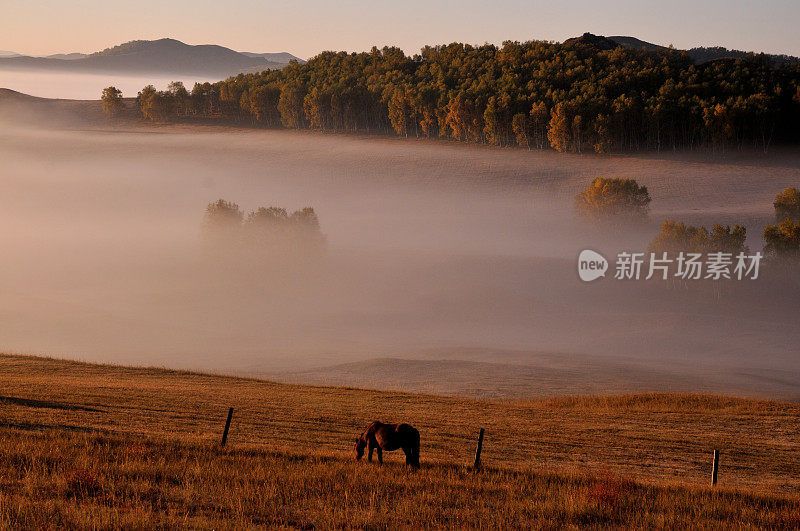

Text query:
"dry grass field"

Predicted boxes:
[[1, 353, 799, 528]]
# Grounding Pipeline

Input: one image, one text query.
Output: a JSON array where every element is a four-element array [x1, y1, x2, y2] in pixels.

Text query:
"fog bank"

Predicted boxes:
[[1, 123, 798, 397]]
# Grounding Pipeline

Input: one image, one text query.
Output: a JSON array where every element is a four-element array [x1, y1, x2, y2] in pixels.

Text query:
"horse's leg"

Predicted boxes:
[[402, 446, 412, 466], [376, 447, 383, 465], [368, 441, 374, 462]]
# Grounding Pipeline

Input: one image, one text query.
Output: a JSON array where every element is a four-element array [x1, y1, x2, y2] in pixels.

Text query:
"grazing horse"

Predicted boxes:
[[354, 421, 420, 468]]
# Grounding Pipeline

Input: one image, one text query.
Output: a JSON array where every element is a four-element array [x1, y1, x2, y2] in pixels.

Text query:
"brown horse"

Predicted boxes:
[[354, 421, 420, 468]]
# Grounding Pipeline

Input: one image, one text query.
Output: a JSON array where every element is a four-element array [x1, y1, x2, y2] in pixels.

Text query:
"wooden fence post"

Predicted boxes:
[[221, 407, 234, 447], [473, 428, 485, 469], [711, 449, 719, 486]]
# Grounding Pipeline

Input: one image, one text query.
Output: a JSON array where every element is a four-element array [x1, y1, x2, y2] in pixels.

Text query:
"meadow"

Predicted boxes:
[[1, 354, 799, 528]]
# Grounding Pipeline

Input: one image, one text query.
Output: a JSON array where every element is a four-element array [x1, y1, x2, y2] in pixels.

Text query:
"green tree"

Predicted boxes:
[[167, 81, 189, 116], [101, 86, 124, 117]]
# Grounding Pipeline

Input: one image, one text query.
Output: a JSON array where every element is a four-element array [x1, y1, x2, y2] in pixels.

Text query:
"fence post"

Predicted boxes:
[[221, 407, 234, 447], [711, 449, 719, 486], [473, 428, 485, 469]]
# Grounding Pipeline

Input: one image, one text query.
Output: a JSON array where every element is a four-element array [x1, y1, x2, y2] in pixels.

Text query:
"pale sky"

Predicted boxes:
[[2, 0, 799, 59]]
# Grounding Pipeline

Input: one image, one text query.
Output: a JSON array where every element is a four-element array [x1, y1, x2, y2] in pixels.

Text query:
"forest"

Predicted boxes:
[[121, 34, 800, 153]]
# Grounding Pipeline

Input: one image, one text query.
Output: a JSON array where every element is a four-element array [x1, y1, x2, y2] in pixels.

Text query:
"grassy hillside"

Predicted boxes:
[[1, 354, 799, 527]]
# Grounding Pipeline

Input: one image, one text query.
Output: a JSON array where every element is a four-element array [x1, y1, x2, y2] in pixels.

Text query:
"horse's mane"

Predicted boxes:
[[359, 420, 382, 441]]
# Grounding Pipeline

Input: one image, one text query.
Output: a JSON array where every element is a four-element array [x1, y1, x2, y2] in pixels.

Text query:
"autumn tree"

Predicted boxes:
[[763, 219, 800, 261], [547, 103, 571, 152], [101, 86, 124, 117], [575, 178, 651, 224], [649, 221, 710, 254], [649, 221, 747, 255], [708, 224, 748, 254], [386, 88, 413, 137], [774, 187, 800, 222], [511, 113, 529, 148], [529, 102, 549, 150]]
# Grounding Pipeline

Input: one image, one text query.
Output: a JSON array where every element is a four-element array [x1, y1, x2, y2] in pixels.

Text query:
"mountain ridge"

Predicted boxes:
[[565, 33, 800, 65], [0, 38, 303, 78]]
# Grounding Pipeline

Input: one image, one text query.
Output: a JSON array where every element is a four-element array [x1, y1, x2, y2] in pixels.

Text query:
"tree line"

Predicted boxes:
[[114, 34, 800, 153]]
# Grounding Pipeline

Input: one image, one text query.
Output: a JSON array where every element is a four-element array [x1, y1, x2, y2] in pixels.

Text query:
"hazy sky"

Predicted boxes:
[[2, 0, 799, 59]]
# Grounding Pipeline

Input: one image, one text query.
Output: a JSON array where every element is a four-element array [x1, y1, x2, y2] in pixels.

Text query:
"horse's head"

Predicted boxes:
[[354, 437, 365, 461]]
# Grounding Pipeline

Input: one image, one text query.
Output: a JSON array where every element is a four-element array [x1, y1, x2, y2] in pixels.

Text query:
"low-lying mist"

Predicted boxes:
[[0, 69, 213, 100], [1, 122, 799, 397]]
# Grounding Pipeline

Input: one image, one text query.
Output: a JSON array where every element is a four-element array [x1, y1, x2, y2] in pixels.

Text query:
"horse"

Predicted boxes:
[[354, 421, 420, 468]]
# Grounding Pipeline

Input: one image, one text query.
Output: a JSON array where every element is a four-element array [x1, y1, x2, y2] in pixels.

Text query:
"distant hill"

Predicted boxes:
[[45, 52, 87, 60], [241, 51, 303, 63], [608, 35, 668, 52], [0, 38, 302, 77], [604, 33, 800, 65], [0, 50, 21, 58], [563, 33, 620, 51], [687, 46, 800, 66]]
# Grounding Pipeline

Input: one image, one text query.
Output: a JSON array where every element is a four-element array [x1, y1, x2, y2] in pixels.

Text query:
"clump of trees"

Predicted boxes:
[[762, 188, 800, 265], [134, 37, 800, 152], [763, 220, 800, 262], [202, 199, 244, 244], [202, 199, 325, 252], [101, 86, 124, 117], [649, 221, 748, 254], [136, 82, 190, 122], [575, 178, 651, 224], [773, 187, 800, 222]]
